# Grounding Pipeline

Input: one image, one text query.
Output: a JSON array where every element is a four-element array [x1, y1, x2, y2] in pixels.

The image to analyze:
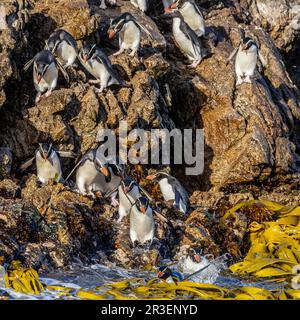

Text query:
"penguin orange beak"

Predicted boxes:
[[100, 167, 110, 177], [108, 30, 116, 39], [194, 254, 201, 263], [157, 271, 163, 278], [164, 7, 173, 13], [170, 3, 177, 9], [146, 174, 156, 180], [124, 187, 130, 194], [140, 206, 146, 214], [37, 75, 42, 83]]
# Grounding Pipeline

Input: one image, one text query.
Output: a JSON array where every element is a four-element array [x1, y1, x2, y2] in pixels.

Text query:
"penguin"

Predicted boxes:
[[178, 247, 204, 274], [19, 143, 75, 184], [78, 44, 120, 93], [107, 12, 153, 57], [226, 36, 266, 85], [75, 149, 122, 200], [130, 0, 149, 12], [23, 50, 69, 103], [167, 0, 205, 37], [46, 29, 78, 68], [118, 177, 142, 223], [130, 196, 155, 246], [146, 171, 189, 214], [99, 0, 116, 10], [157, 266, 184, 284], [168, 10, 203, 68]]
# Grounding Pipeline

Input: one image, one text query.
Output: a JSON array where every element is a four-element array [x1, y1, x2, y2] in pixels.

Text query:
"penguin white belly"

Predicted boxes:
[[90, 60, 109, 82], [57, 42, 77, 67], [235, 49, 257, 77], [76, 160, 103, 194], [180, 5, 205, 37], [159, 178, 175, 202], [181, 256, 202, 274], [130, 209, 154, 244], [36, 154, 62, 183], [121, 22, 141, 50], [34, 62, 58, 93], [173, 20, 200, 61]]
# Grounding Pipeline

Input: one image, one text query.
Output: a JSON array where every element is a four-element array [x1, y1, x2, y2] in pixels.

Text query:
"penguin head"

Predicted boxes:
[[121, 177, 139, 194], [146, 171, 169, 182], [38, 143, 54, 165], [188, 247, 202, 263], [80, 44, 97, 63], [135, 196, 150, 214], [108, 12, 133, 39], [241, 37, 257, 51], [34, 60, 50, 83]]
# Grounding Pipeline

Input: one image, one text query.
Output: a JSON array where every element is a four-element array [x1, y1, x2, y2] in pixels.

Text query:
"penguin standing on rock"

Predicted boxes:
[[146, 171, 189, 215], [167, 0, 206, 38], [20, 143, 75, 184], [78, 44, 120, 93], [226, 36, 266, 85], [130, 196, 155, 246], [46, 29, 78, 68], [118, 177, 142, 223], [108, 12, 153, 57], [23, 50, 69, 103], [130, 0, 149, 13], [167, 10, 204, 68]]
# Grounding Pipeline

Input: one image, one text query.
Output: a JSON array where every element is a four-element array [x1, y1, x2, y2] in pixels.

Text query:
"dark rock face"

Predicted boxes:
[[0, 0, 299, 271]]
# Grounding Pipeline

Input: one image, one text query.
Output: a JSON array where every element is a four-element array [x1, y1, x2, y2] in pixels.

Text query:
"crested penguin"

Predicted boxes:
[[178, 247, 204, 274], [130, 196, 155, 246], [20, 144, 75, 184], [46, 29, 78, 68], [75, 149, 122, 200], [146, 171, 189, 215], [226, 36, 266, 85], [23, 50, 69, 103], [157, 266, 184, 284], [130, 0, 149, 12], [118, 177, 142, 223], [78, 44, 120, 93], [168, 10, 203, 68], [108, 12, 153, 57], [167, 0, 206, 37]]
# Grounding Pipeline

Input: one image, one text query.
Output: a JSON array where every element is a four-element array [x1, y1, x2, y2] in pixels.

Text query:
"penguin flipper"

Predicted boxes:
[[55, 59, 70, 83], [19, 156, 35, 171], [258, 51, 267, 69], [134, 20, 154, 40], [226, 46, 239, 66], [23, 56, 36, 72]]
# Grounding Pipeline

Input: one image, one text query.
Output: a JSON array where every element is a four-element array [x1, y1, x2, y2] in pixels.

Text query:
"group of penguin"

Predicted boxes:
[[22, 0, 266, 103], [18, 0, 267, 279]]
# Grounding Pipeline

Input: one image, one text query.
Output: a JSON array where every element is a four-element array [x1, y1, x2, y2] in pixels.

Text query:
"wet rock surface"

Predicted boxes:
[[0, 0, 299, 272]]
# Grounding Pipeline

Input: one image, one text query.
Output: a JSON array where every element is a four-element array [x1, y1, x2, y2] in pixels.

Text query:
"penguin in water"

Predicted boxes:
[[107, 12, 153, 57], [226, 35, 266, 85], [167, 0, 205, 38], [78, 44, 120, 93], [74, 149, 122, 203], [157, 266, 184, 283], [46, 29, 78, 68], [167, 10, 204, 68], [118, 177, 142, 223], [130, 196, 155, 246], [130, 0, 149, 13], [20, 143, 75, 184], [146, 171, 189, 215], [178, 247, 204, 274], [23, 50, 69, 103]]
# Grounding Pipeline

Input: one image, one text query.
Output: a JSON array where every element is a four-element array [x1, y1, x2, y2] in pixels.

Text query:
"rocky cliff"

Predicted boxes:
[[0, 0, 300, 272]]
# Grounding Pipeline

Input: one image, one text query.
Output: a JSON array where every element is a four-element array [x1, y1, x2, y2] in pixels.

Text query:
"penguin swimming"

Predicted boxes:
[[157, 266, 184, 283], [130, 0, 149, 12], [146, 171, 189, 214], [108, 12, 153, 57], [20, 143, 75, 184], [118, 177, 142, 222], [78, 44, 120, 93], [167, 10, 204, 68], [167, 0, 205, 37], [23, 50, 69, 103], [75, 149, 122, 201], [226, 36, 266, 85], [46, 29, 78, 68], [130, 196, 155, 246]]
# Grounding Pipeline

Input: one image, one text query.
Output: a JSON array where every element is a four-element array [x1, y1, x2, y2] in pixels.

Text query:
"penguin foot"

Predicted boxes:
[[94, 87, 104, 94], [35, 179, 43, 188], [244, 75, 252, 83], [88, 79, 100, 85], [99, 4, 107, 9], [236, 77, 243, 86], [129, 50, 137, 57], [45, 89, 52, 98], [35, 93, 42, 104], [113, 49, 125, 56], [188, 60, 201, 68]]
